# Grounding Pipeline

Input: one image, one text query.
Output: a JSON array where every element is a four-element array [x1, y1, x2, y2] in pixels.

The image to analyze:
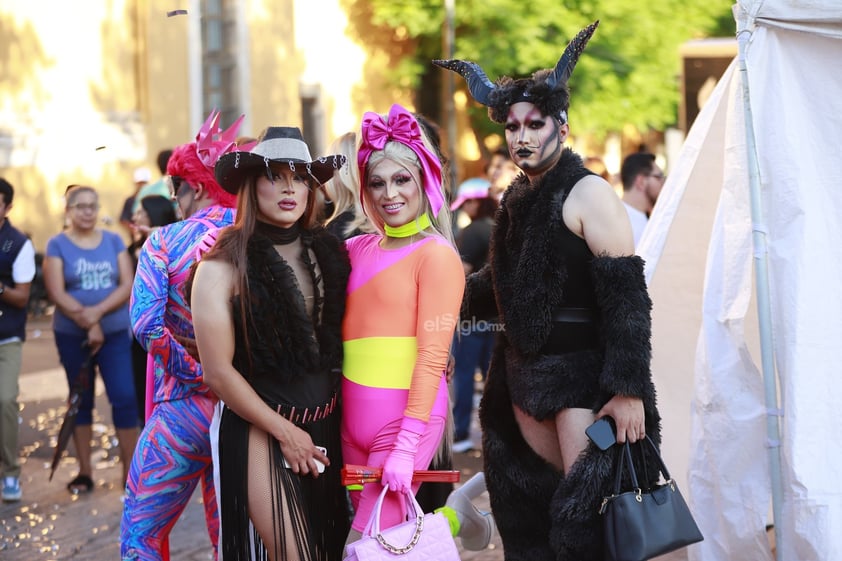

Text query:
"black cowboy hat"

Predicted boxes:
[[215, 126, 345, 193]]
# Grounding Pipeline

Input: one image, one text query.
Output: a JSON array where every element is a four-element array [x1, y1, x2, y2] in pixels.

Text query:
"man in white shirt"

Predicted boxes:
[[620, 152, 665, 247], [0, 178, 36, 502]]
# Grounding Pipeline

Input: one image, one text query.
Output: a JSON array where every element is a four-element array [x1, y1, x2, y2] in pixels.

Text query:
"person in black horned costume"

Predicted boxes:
[[434, 20, 662, 561]]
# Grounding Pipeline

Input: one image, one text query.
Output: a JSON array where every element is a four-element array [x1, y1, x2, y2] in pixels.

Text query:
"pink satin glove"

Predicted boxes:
[[381, 417, 426, 494]]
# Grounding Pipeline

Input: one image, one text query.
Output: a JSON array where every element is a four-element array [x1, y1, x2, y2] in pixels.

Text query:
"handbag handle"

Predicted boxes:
[[612, 436, 673, 497], [363, 486, 426, 554], [612, 440, 638, 496]]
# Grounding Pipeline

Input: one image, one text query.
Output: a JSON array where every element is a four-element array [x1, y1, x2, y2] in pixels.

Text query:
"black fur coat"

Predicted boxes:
[[232, 227, 350, 398], [466, 149, 661, 560], [466, 148, 659, 421]]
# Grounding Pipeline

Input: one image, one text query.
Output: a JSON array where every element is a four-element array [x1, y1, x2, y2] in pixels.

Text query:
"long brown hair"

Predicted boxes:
[[202, 172, 320, 356]]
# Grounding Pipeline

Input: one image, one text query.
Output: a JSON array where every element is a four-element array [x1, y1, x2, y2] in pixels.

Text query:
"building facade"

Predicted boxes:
[[0, 0, 399, 250]]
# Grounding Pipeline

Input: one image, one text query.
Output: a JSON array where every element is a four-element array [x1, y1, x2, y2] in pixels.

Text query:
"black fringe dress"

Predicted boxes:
[[217, 229, 351, 561]]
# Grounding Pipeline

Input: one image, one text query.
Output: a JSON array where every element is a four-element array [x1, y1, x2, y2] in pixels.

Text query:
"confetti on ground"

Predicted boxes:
[[167, 9, 188, 17]]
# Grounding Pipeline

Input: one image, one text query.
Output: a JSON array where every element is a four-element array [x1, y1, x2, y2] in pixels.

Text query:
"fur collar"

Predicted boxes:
[[491, 148, 588, 355], [234, 228, 350, 385]]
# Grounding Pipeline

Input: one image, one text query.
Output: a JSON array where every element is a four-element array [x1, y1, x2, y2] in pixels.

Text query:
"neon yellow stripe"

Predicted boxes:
[[343, 337, 416, 389]]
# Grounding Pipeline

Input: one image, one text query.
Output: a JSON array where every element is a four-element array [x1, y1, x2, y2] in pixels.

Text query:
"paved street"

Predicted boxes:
[[1, 314, 503, 560]]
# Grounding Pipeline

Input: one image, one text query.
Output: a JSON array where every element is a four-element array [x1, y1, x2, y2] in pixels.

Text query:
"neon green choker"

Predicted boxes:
[[384, 213, 432, 238]]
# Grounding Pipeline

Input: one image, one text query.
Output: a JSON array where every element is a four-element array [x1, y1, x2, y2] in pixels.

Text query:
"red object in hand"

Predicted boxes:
[[341, 464, 461, 486]]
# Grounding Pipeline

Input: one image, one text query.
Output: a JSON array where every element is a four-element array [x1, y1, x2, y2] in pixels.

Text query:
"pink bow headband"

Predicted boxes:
[[357, 104, 445, 217]]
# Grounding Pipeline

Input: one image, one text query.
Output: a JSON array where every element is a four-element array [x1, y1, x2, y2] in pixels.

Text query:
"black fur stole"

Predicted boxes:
[[233, 228, 350, 386], [490, 148, 588, 356]]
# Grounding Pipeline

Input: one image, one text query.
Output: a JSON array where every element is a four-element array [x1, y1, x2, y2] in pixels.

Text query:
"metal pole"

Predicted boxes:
[[735, 8, 784, 560], [443, 0, 458, 192]]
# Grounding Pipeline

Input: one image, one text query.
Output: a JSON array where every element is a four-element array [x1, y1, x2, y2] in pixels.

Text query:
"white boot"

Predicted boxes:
[[445, 472, 495, 550]]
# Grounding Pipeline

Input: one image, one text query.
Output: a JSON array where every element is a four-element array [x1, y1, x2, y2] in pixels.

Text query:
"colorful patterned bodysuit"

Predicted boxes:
[[121, 205, 235, 561], [341, 233, 465, 531]]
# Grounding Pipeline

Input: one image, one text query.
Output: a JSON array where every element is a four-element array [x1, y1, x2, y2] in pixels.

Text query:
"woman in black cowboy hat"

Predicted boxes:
[[191, 127, 351, 561]]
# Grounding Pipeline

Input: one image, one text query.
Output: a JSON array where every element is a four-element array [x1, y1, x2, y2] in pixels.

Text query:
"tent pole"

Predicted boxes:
[[735, 10, 784, 561]]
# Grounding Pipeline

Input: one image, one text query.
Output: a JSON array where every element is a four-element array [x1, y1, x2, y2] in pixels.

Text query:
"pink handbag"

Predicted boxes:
[[344, 486, 460, 561]]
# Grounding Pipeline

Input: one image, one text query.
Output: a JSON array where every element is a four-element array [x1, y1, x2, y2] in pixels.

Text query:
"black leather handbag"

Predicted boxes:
[[600, 436, 704, 561]]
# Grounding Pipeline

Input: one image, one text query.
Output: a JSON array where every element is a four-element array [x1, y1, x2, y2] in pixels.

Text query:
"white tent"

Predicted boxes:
[[639, 1, 842, 560]]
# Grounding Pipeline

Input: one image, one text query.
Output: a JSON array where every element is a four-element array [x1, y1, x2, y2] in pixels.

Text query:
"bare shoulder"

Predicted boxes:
[[564, 174, 633, 256], [193, 258, 235, 294], [566, 174, 622, 210], [562, 175, 623, 230]]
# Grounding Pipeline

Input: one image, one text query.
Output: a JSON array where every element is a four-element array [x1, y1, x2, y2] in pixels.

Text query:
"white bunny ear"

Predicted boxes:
[[433, 59, 496, 106], [546, 20, 600, 91]]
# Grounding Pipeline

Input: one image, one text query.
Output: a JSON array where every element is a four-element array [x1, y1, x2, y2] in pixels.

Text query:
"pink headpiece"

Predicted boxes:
[[196, 109, 254, 166], [167, 109, 251, 208], [357, 104, 445, 217]]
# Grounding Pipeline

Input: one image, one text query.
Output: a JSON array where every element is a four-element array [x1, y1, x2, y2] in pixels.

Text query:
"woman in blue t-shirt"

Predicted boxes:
[[44, 184, 138, 494]]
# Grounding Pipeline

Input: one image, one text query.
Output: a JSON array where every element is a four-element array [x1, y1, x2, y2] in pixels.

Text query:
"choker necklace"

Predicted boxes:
[[256, 220, 300, 245], [384, 213, 432, 238]]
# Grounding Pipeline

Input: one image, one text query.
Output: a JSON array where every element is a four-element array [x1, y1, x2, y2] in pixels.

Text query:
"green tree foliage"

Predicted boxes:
[[342, 0, 734, 139]]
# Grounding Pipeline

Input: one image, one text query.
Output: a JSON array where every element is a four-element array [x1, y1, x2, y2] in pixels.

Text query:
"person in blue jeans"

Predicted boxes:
[[449, 178, 498, 452], [44, 184, 138, 494]]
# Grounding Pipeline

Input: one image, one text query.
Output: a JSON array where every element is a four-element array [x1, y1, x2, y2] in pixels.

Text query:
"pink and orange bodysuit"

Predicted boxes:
[[341, 232, 464, 531]]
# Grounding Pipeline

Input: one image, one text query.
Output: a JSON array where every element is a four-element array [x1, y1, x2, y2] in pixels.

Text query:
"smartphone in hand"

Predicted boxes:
[[283, 446, 327, 473], [585, 417, 617, 451]]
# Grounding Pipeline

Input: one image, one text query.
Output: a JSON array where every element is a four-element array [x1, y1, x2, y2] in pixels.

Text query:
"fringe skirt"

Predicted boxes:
[[217, 401, 350, 561]]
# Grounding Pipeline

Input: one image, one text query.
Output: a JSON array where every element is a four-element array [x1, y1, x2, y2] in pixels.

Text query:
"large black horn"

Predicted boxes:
[[433, 59, 496, 106], [546, 20, 599, 90]]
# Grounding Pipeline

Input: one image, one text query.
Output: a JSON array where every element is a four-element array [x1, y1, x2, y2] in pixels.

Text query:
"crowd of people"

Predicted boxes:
[[0, 21, 666, 561]]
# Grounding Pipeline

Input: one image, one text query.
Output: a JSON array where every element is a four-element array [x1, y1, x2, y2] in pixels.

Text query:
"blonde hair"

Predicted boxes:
[[324, 132, 373, 237], [360, 133, 455, 247]]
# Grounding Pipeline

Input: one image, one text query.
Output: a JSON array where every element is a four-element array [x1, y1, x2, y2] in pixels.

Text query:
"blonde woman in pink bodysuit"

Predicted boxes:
[[341, 104, 465, 546]]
